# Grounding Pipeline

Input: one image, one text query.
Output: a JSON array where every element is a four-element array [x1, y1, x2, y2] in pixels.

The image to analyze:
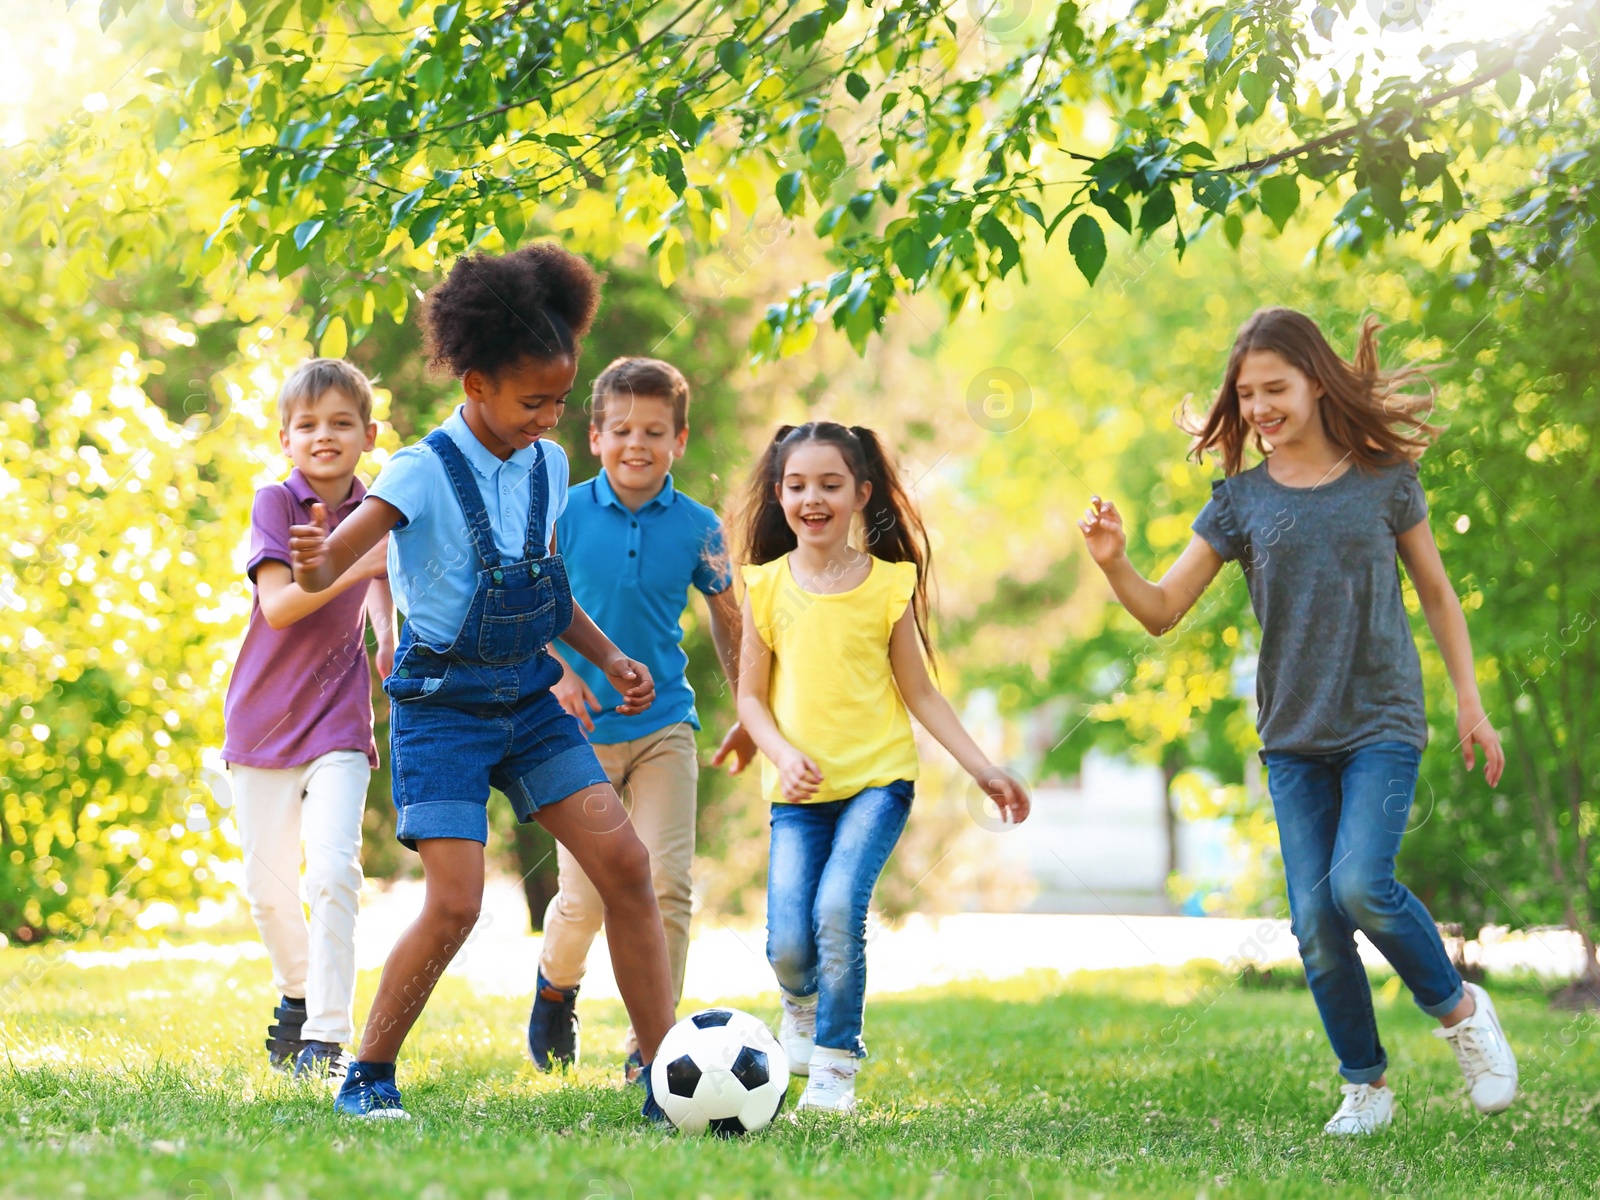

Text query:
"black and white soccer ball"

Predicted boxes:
[[650, 1007, 789, 1135]]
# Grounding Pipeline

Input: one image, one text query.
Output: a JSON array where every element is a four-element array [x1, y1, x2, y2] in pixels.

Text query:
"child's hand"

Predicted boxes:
[[605, 656, 655, 715], [554, 663, 603, 731], [289, 502, 331, 576], [976, 765, 1031, 825], [1076, 496, 1127, 567], [777, 749, 823, 802], [1458, 701, 1506, 788], [375, 642, 395, 679], [710, 722, 758, 775]]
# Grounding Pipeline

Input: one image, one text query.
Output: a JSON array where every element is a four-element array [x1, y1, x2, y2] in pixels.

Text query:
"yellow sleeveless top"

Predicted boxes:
[[741, 555, 921, 805]]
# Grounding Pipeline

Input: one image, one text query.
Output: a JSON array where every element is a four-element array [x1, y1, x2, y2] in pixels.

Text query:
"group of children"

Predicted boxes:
[[223, 241, 1517, 1135]]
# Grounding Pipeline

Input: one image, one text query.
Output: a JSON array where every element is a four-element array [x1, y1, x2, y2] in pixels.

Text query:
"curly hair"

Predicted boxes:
[[422, 242, 602, 378]]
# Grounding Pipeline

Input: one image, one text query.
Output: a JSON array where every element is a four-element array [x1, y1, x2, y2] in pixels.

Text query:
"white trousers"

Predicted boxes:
[[231, 750, 368, 1044]]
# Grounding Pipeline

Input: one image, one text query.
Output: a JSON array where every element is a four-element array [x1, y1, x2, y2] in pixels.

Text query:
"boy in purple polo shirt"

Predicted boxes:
[[222, 358, 393, 1082]]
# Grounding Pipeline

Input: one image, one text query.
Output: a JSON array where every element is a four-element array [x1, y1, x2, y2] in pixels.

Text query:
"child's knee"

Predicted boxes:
[[423, 891, 483, 938], [593, 834, 653, 900]]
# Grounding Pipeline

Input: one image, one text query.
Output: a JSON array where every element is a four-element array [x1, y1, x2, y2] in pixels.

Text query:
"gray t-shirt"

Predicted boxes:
[[1192, 459, 1430, 756]]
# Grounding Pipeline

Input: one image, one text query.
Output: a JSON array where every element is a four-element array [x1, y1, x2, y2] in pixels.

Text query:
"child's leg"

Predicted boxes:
[[765, 800, 838, 1004], [537, 739, 628, 989], [536, 782, 674, 1063], [1266, 752, 1388, 1085], [1328, 742, 1465, 1021], [618, 727, 699, 1015], [355, 837, 484, 1063], [811, 782, 913, 1057], [232, 763, 312, 1003], [298, 750, 369, 1045]]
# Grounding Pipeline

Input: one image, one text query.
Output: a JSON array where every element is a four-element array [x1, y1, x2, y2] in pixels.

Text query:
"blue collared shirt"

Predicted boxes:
[[369, 405, 569, 647], [558, 470, 731, 744]]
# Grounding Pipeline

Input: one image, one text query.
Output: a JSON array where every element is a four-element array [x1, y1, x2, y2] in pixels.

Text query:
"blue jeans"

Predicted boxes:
[[1265, 740, 1465, 1084], [765, 781, 913, 1058]]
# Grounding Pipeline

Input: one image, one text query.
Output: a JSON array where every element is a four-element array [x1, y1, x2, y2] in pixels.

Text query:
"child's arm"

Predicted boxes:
[[558, 601, 656, 716], [291, 498, 402, 593], [734, 593, 822, 801], [1397, 519, 1506, 786], [887, 611, 1031, 824], [706, 587, 757, 774], [256, 534, 389, 629], [1078, 496, 1225, 636], [366, 575, 396, 679]]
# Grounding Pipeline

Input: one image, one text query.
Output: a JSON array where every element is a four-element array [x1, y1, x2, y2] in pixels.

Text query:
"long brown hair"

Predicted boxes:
[[739, 422, 934, 659], [1184, 307, 1441, 475]]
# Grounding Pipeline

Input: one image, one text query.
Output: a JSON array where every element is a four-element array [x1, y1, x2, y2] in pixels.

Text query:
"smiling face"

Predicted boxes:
[[279, 388, 376, 484], [461, 354, 577, 459], [777, 441, 871, 551], [589, 393, 686, 505], [1235, 349, 1324, 450]]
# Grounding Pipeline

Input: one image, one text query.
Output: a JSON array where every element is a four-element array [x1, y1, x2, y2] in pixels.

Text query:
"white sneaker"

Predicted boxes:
[[780, 993, 817, 1078], [1434, 981, 1518, 1113], [797, 1048, 857, 1113], [1322, 1083, 1394, 1136]]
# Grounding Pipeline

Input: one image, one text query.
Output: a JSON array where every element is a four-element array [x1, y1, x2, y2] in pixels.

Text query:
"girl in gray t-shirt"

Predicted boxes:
[[1077, 307, 1516, 1137]]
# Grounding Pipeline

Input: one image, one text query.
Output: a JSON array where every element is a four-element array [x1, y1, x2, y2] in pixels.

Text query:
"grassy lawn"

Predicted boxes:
[[0, 948, 1594, 1199]]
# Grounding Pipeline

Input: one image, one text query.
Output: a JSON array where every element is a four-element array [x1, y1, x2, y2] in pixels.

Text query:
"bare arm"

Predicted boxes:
[[706, 585, 757, 773], [1397, 518, 1505, 786], [365, 575, 396, 679], [887, 610, 1030, 822], [734, 593, 820, 800], [1078, 497, 1225, 636], [290, 497, 403, 593], [256, 533, 389, 629]]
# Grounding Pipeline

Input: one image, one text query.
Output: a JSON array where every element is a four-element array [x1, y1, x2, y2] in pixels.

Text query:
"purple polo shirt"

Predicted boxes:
[[221, 469, 381, 770]]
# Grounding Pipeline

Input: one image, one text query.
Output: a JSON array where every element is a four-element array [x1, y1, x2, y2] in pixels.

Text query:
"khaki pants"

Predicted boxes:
[[540, 723, 698, 1045], [231, 750, 368, 1044]]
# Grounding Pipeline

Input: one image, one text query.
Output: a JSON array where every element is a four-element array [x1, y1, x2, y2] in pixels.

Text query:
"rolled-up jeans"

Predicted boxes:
[[1264, 740, 1464, 1084], [765, 780, 913, 1058]]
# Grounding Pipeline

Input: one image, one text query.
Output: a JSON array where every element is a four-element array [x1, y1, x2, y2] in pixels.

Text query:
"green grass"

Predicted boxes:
[[0, 948, 1595, 1199]]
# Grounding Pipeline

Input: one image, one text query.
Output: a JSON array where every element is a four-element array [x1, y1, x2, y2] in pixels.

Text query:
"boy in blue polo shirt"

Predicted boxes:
[[528, 356, 751, 1080]]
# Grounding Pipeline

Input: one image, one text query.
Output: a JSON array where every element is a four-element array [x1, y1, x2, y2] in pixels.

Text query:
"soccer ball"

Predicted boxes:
[[650, 1008, 790, 1135]]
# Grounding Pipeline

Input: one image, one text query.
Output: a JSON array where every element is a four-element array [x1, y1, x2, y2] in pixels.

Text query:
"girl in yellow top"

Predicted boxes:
[[736, 421, 1031, 1114]]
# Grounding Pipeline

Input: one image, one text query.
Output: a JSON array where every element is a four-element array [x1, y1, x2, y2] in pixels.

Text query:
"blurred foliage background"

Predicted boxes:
[[0, 0, 1596, 997]]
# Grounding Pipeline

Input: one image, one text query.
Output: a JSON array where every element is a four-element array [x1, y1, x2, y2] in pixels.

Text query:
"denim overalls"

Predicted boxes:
[[383, 429, 607, 849]]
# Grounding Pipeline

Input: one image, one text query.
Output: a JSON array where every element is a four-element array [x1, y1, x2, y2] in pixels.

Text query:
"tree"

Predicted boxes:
[[83, 0, 1599, 359]]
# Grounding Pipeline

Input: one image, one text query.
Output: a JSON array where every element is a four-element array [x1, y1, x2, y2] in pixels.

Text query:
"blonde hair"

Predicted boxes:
[[276, 358, 375, 428]]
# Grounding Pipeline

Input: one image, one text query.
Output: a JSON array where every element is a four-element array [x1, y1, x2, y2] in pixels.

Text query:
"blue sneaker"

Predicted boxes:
[[333, 1061, 410, 1120], [640, 1060, 669, 1127], [526, 973, 579, 1071], [293, 1040, 351, 1087]]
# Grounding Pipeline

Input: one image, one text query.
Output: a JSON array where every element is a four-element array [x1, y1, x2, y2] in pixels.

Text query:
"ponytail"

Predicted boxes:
[[737, 422, 935, 661]]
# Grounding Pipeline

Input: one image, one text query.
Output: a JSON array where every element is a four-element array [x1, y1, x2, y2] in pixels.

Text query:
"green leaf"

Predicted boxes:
[[977, 211, 1021, 277], [409, 207, 444, 246], [1495, 72, 1522, 109], [789, 12, 824, 50], [1440, 170, 1462, 214], [846, 72, 869, 102], [1093, 189, 1132, 233], [1192, 170, 1232, 215], [389, 187, 425, 229], [1258, 174, 1300, 231], [716, 39, 750, 81], [153, 109, 182, 153], [1240, 70, 1270, 113], [1224, 211, 1244, 248], [892, 228, 930, 280], [669, 101, 703, 148], [434, 2, 462, 34], [1414, 152, 1447, 189], [496, 201, 526, 247], [1068, 214, 1107, 284], [1139, 187, 1175, 235], [292, 218, 324, 250], [776, 170, 804, 215]]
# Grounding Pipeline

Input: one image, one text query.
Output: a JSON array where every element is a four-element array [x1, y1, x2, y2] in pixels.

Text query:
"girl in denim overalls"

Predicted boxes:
[[290, 244, 675, 1121]]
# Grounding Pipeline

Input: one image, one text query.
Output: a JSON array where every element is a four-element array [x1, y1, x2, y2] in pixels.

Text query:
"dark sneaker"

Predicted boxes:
[[624, 1049, 645, 1087], [333, 1061, 410, 1120], [293, 1040, 352, 1087], [265, 996, 308, 1071], [640, 1061, 669, 1127], [526, 973, 579, 1071]]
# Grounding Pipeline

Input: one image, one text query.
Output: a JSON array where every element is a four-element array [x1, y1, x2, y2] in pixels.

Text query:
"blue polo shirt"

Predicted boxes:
[[558, 470, 732, 744], [369, 405, 569, 647]]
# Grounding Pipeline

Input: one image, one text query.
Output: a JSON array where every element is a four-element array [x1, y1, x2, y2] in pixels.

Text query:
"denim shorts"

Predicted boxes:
[[387, 651, 608, 848]]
